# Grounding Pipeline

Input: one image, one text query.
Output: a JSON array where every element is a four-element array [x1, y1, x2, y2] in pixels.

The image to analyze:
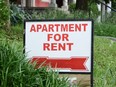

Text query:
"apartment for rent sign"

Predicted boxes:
[[25, 20, 93, 73]]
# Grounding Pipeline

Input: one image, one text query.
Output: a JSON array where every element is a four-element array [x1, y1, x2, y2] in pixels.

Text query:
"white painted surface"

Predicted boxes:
[[42, 0, 51, 3], [21, 0, 26, 7], [25, 20, 93, 73], [72, 0, 76, 4], [97, 4, 101, 11], [97, 1, 112, 13], [63, 0, 68, 6], [107, 1, 112, 13], [62, 0, 68, 10]]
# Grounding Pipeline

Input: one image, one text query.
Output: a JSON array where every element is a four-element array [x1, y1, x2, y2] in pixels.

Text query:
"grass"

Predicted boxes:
[[94, 36, 116, 87]]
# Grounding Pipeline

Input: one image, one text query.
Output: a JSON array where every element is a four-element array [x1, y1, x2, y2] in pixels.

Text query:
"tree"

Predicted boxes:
[[75, 0, 114, 11], [75, 0, 88, 11]]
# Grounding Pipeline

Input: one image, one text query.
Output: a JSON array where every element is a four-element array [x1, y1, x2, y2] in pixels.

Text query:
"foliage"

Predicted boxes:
[[70, 10, 89, 19], [31, 9, 69, 20], [10, 0, 17, 3], [94, 0, 115, 3], [0, 0, 9, 28], [69, 2, 99, 19], [0, 24, 23, 41], [94, 12, 116, 37], [69, 3, 76, 11], [94, 23, 116, 37], [10, 4, 70, 25], [105, 12, 116, 24], [112, 0, 116, 9], [10, 4, 32, 25], [89, 3, 99, 15], [75, 0, 115, 11], [0, 40, 70, 87]]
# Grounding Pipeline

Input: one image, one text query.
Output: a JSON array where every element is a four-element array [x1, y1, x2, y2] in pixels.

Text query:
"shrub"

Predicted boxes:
[[89, 3, 100, 18], [69, 3, 76, 11], [70, 10, 89, 19], [94, 11, 116, 38], [31, 8, 69, 20], [94, 22, 116, 37], [0, 41, 70, 87], [0, 0, 9, 28], [112, 1, 116, 9], [10, 4, 32, 25], [105, 12, 116, 24]]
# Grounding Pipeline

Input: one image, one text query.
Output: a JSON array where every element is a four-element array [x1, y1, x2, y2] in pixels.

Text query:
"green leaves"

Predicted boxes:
[[0, 0, 10, 28], [10, 4, 32, 25], [0, 41, 70, 87]]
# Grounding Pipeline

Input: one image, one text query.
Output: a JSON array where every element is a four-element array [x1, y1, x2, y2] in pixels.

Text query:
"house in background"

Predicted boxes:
[[21, 0, 50, 7], [15, 0, 76, 11]]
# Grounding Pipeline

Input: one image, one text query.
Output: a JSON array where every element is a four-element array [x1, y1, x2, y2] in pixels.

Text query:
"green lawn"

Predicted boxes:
[[94, 36, 116, 87]]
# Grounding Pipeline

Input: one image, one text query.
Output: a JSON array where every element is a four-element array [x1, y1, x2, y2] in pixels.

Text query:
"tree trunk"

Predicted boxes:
[[6, 0, 11, 30], [26, 0, 32, 7], [75, 0, 88, 11], [101, 1, 106, 22]]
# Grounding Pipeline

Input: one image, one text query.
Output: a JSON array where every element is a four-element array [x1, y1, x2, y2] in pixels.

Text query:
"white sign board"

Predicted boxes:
[[25, 20, 93, 73]]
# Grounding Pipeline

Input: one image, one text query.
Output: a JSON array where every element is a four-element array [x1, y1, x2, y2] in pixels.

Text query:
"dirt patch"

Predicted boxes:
[[59, 74, 91, 87]]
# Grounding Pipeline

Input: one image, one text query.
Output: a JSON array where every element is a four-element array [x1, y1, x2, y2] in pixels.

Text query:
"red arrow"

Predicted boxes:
[[31, 57, 88, 70]]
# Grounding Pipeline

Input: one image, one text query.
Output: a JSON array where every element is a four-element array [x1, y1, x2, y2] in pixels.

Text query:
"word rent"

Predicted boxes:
[[30, 23, 88, 51]]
